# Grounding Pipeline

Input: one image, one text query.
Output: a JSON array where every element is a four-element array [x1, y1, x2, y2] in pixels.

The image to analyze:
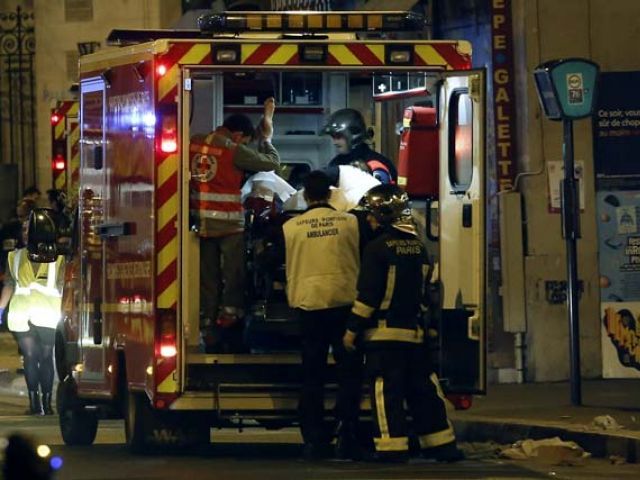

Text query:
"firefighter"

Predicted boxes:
[[343, 184, 464, 463], [191, 97, 280, 353], [0, 210, 64, 416], [321, 108, 397, 185], [282, 171, 363, 460]]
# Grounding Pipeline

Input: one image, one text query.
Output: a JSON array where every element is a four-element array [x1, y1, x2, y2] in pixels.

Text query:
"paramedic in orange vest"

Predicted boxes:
[[190, 98, 280, 353], [321, 108, 397, 185]]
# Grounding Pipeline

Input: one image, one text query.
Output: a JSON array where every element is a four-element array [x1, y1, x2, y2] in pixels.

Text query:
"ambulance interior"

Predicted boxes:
[[185, 69, 443, 355]]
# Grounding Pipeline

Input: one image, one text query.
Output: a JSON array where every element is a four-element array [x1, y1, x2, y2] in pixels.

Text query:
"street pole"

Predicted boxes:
[[561, 118, 582, 406], [534, 58, 597, 406]]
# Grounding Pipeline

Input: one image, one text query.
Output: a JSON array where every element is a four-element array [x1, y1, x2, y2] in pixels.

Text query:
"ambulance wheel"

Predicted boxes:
[[124, 391, 154, 454], [57, 379, 98, 446]]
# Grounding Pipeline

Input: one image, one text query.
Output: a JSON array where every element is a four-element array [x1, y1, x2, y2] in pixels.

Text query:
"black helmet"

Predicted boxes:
[[321, 108, 367, 150], [362, 184, 410, 224], [27, 208, 58, 263]]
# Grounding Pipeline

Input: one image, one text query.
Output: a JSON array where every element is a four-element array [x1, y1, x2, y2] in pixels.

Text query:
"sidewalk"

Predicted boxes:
[[451, 379, 640, 463]]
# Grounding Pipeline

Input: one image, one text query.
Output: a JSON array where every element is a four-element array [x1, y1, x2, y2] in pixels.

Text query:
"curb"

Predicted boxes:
[[452, 417, 639, 463]]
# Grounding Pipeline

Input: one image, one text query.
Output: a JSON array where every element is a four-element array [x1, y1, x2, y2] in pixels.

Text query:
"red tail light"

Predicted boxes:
[[160, 344, 177, 357], [50, 113, 61, 125], [159, 115, 177, 153], [156, 64, 167, 77], [52, 154, 66, 172], [156, 309, 177, 358], [446, 394, 473, 410]]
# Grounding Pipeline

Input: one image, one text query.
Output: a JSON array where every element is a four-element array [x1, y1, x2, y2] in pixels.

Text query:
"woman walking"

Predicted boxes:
[[0, 209, 64, 415]]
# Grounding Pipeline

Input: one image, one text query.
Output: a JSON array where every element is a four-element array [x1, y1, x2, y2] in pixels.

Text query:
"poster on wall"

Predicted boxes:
[[598, 190, 640, 378], [601, 302, 640, 379], [594, 71, 640, 378], [597, 190, 640, 305], [594, 72, 640, 182], [597, 191, 640, 377]]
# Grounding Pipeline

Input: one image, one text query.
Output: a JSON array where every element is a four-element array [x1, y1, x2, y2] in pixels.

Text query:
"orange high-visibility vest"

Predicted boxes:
[[189, 132, 244, 237]]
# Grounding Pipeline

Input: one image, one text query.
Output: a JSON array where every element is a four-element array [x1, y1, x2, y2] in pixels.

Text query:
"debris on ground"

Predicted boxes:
[[460, 441, 503, 460], [591, 414, 623, 431], [499, 437, 591, 466]]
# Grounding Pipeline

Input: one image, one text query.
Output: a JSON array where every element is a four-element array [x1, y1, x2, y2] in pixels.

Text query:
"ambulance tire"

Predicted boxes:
[[57, 379, 98, 446], [125, 391, 154, 454]]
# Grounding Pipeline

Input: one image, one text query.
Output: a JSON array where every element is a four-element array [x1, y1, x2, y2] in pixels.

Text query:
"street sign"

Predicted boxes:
[[533, 58, 599, 120]]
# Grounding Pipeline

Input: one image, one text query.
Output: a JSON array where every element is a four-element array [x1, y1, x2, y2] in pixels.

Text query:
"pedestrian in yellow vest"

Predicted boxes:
[[0, 214, 64, 415]]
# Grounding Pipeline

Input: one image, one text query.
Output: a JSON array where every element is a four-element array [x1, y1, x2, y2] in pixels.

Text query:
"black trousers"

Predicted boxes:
[[366, 344, 455, 455], [14, 325, 55, 394], [297, 306, 363, 445]]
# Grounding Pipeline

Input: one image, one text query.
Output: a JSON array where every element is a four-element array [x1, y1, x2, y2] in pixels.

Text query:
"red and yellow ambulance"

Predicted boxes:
[[54, 10, 486, 451]]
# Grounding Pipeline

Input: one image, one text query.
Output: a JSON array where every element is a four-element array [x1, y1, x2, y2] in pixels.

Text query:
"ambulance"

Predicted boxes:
[[50, 97, 80, 203], [50, 10, 486, 451]]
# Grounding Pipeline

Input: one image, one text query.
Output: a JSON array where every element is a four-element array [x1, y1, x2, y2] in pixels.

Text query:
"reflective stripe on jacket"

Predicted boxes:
[[189, 131, 244, 237], [347, 226, 429, 346], [7, 248, 63, 331]]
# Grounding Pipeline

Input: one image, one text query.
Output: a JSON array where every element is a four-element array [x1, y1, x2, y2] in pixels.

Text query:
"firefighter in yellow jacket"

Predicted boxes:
[[190, 97, 280, 353], [0, 213, 64, 416]]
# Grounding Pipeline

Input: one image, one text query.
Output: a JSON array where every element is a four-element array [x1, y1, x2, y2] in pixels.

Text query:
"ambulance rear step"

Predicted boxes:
[[170, 388, 340, 426], [184, 353, 337, 391]]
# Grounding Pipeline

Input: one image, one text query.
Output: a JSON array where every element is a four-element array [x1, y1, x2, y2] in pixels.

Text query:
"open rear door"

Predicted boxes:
[[77, 77, 108, 390], [437, 70, 486, 393]]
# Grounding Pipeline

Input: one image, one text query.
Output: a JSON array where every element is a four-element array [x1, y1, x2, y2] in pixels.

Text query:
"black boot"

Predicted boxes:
[[27, 391, 44, 416], [42, 392, 54, 415], [422, 441, 465, 462], [335, 422, 362, 460]]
